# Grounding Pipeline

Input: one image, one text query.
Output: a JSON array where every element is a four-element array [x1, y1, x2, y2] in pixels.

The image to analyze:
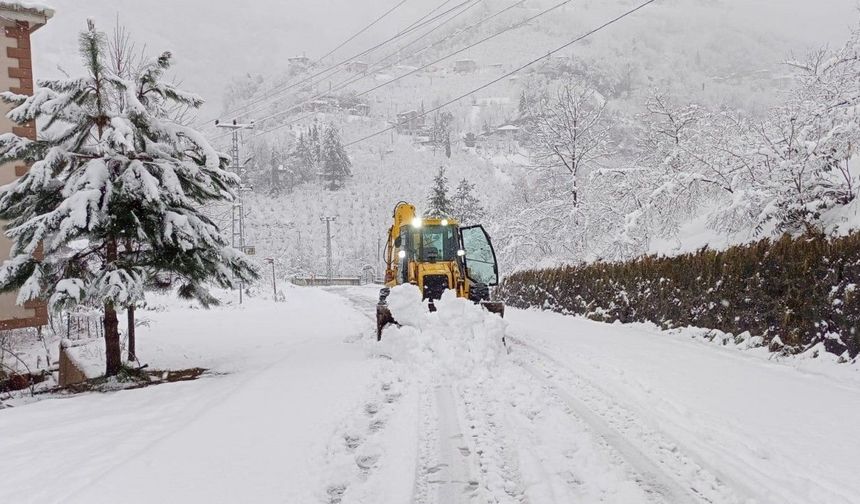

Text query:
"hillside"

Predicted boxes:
[[208, 0, 860, 276], [31, 0, 858, 119], [25, 0, 860, 276]]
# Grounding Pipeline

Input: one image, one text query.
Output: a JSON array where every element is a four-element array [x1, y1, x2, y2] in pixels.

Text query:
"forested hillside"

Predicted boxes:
[[197, 0, 860, 277]]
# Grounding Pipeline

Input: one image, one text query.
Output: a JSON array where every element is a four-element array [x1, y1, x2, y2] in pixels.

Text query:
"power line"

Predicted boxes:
[[354, 0, 570, 98], [201, 0, 470, 130], [246, 0, 506, 137], [343, 0, 659, 148], [250, 0, 561, 140], [352, 0, 489, 83], [234, 0, 481, 130], [316, 0, 411, 64], [398, 0, 456, 34]]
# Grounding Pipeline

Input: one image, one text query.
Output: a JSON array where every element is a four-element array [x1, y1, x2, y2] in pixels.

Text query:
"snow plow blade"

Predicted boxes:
[[375, 301, 505, 341]]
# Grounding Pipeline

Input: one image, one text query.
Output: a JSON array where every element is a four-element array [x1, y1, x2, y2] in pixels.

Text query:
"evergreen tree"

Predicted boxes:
[[451, 178, 485, 225], [268, 144, 283, 195], [0, 22, 258, 376], [426, 166, 452, 217], [291, 132, 315, 183], [320, 124, 352, 191], [310, 123, 321, 165]]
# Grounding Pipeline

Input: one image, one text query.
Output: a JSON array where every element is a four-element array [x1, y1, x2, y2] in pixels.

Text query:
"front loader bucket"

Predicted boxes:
[[481, 301, 505, 318], [377, 300, 505, 341], [376, 301, 434, 340]]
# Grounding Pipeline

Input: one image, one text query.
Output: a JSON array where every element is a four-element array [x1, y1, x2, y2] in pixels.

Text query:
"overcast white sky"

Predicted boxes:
[[30, 0, 860, 118]]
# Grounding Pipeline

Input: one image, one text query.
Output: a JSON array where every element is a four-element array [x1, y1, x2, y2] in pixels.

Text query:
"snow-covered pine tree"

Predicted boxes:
[[426, 166, 452, 217], [451, 178, 484, 225], [310, 123, 321, 165], [269, 144, 283, 195], [0, 22, 258, 376], [320, 124, 351, 191], [290, 132, 315, 183]]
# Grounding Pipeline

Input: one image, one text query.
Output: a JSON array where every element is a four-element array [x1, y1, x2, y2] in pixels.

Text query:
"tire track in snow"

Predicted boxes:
[[509, 335, 755, 504], [430, 384, 480, 504], [410, 384, 439, 504], [457, 378, 530, 504], [494, 360, 662, 504]]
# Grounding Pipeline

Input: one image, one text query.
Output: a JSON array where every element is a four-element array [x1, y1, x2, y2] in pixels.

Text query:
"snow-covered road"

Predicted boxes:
[[2, 285, 858, 504]]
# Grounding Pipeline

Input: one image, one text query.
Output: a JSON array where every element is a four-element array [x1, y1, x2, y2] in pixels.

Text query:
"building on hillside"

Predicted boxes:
[[395, 109, 426, 133], [495, 124, 521, 136], [454, 59, 478, 73], [345, 61, 369, 74], [481, 124, 521, 153], [463, 132, 478, 148], [349, 103, 370, 116], [0, 1, 53, 330], [288, 55, 311, 72]]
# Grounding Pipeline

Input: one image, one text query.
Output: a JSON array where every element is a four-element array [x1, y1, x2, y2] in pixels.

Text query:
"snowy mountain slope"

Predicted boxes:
[[31, 0, 856, 119], [29, 0, 445, 118], [2, 285, 857, 504], [26, 0, 860, 276]]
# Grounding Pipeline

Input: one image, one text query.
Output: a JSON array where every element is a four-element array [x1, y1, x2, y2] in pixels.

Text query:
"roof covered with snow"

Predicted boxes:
[[0, 1, 54, 27], [0, 1, 54, 16]]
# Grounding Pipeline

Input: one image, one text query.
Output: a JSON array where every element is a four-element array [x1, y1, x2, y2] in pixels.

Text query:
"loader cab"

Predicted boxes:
[[393, 220, 499, 288], [395, 220, 460, 284], [398, 222, 459, 262]]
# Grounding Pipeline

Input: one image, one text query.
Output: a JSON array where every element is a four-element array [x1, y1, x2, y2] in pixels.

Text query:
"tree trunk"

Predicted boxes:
[[103, 302, 121, 376], [103, 238, 122, 376], [127, 305, 136, 363]]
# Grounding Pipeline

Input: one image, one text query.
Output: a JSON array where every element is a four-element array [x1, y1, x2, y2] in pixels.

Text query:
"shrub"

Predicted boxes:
[[498, 233, 860, 358]]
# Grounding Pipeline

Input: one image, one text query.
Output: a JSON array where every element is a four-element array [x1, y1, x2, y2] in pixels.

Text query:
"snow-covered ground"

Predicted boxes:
[[2, 285, 858, 504]]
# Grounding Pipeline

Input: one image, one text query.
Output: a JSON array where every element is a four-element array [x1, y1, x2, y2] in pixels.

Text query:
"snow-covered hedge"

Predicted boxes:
[[498, 233, 860, 359]]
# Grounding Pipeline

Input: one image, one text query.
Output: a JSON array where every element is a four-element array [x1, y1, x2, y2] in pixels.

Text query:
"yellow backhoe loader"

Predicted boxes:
[[376, 201, 505, 339]]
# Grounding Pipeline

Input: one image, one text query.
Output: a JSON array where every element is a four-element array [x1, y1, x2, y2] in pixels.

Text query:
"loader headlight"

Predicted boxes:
[[441, 219, 449, 226], [457, 249, 466, 257], [398, 250, 407, 259], [411, 217, 422, 228]]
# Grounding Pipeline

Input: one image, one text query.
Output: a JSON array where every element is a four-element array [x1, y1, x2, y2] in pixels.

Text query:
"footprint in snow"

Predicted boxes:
[[355, 453, 380, 470]]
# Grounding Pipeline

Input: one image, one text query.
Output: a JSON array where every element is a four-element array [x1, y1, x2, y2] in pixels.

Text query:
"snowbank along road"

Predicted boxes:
[[1, 284, 858, 504]]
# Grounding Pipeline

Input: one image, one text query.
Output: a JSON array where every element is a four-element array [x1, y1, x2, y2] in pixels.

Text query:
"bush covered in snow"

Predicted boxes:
[[498, 233, 860, 359]]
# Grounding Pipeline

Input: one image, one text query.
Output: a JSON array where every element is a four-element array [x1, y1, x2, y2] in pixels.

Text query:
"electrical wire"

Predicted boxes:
[[233, 0, 482, 128], [200, 0, 469, 130], [316, 0, 411, 64], [342, 0, 659, 147], [244, 0, 511, 137], [250, 0, 568, 139]]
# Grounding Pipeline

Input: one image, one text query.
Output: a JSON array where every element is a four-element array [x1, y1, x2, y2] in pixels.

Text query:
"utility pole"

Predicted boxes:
[[265, 257, 276, 300], [216, 119, 255, 304], [320, 216, 336, 284]]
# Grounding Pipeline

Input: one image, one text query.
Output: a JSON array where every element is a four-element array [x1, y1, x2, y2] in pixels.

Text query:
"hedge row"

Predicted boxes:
[[497, 234, 860, 358]]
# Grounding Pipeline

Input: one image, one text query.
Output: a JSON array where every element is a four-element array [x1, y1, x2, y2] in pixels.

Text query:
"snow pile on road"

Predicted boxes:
[[381, 284, 506, 379]]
